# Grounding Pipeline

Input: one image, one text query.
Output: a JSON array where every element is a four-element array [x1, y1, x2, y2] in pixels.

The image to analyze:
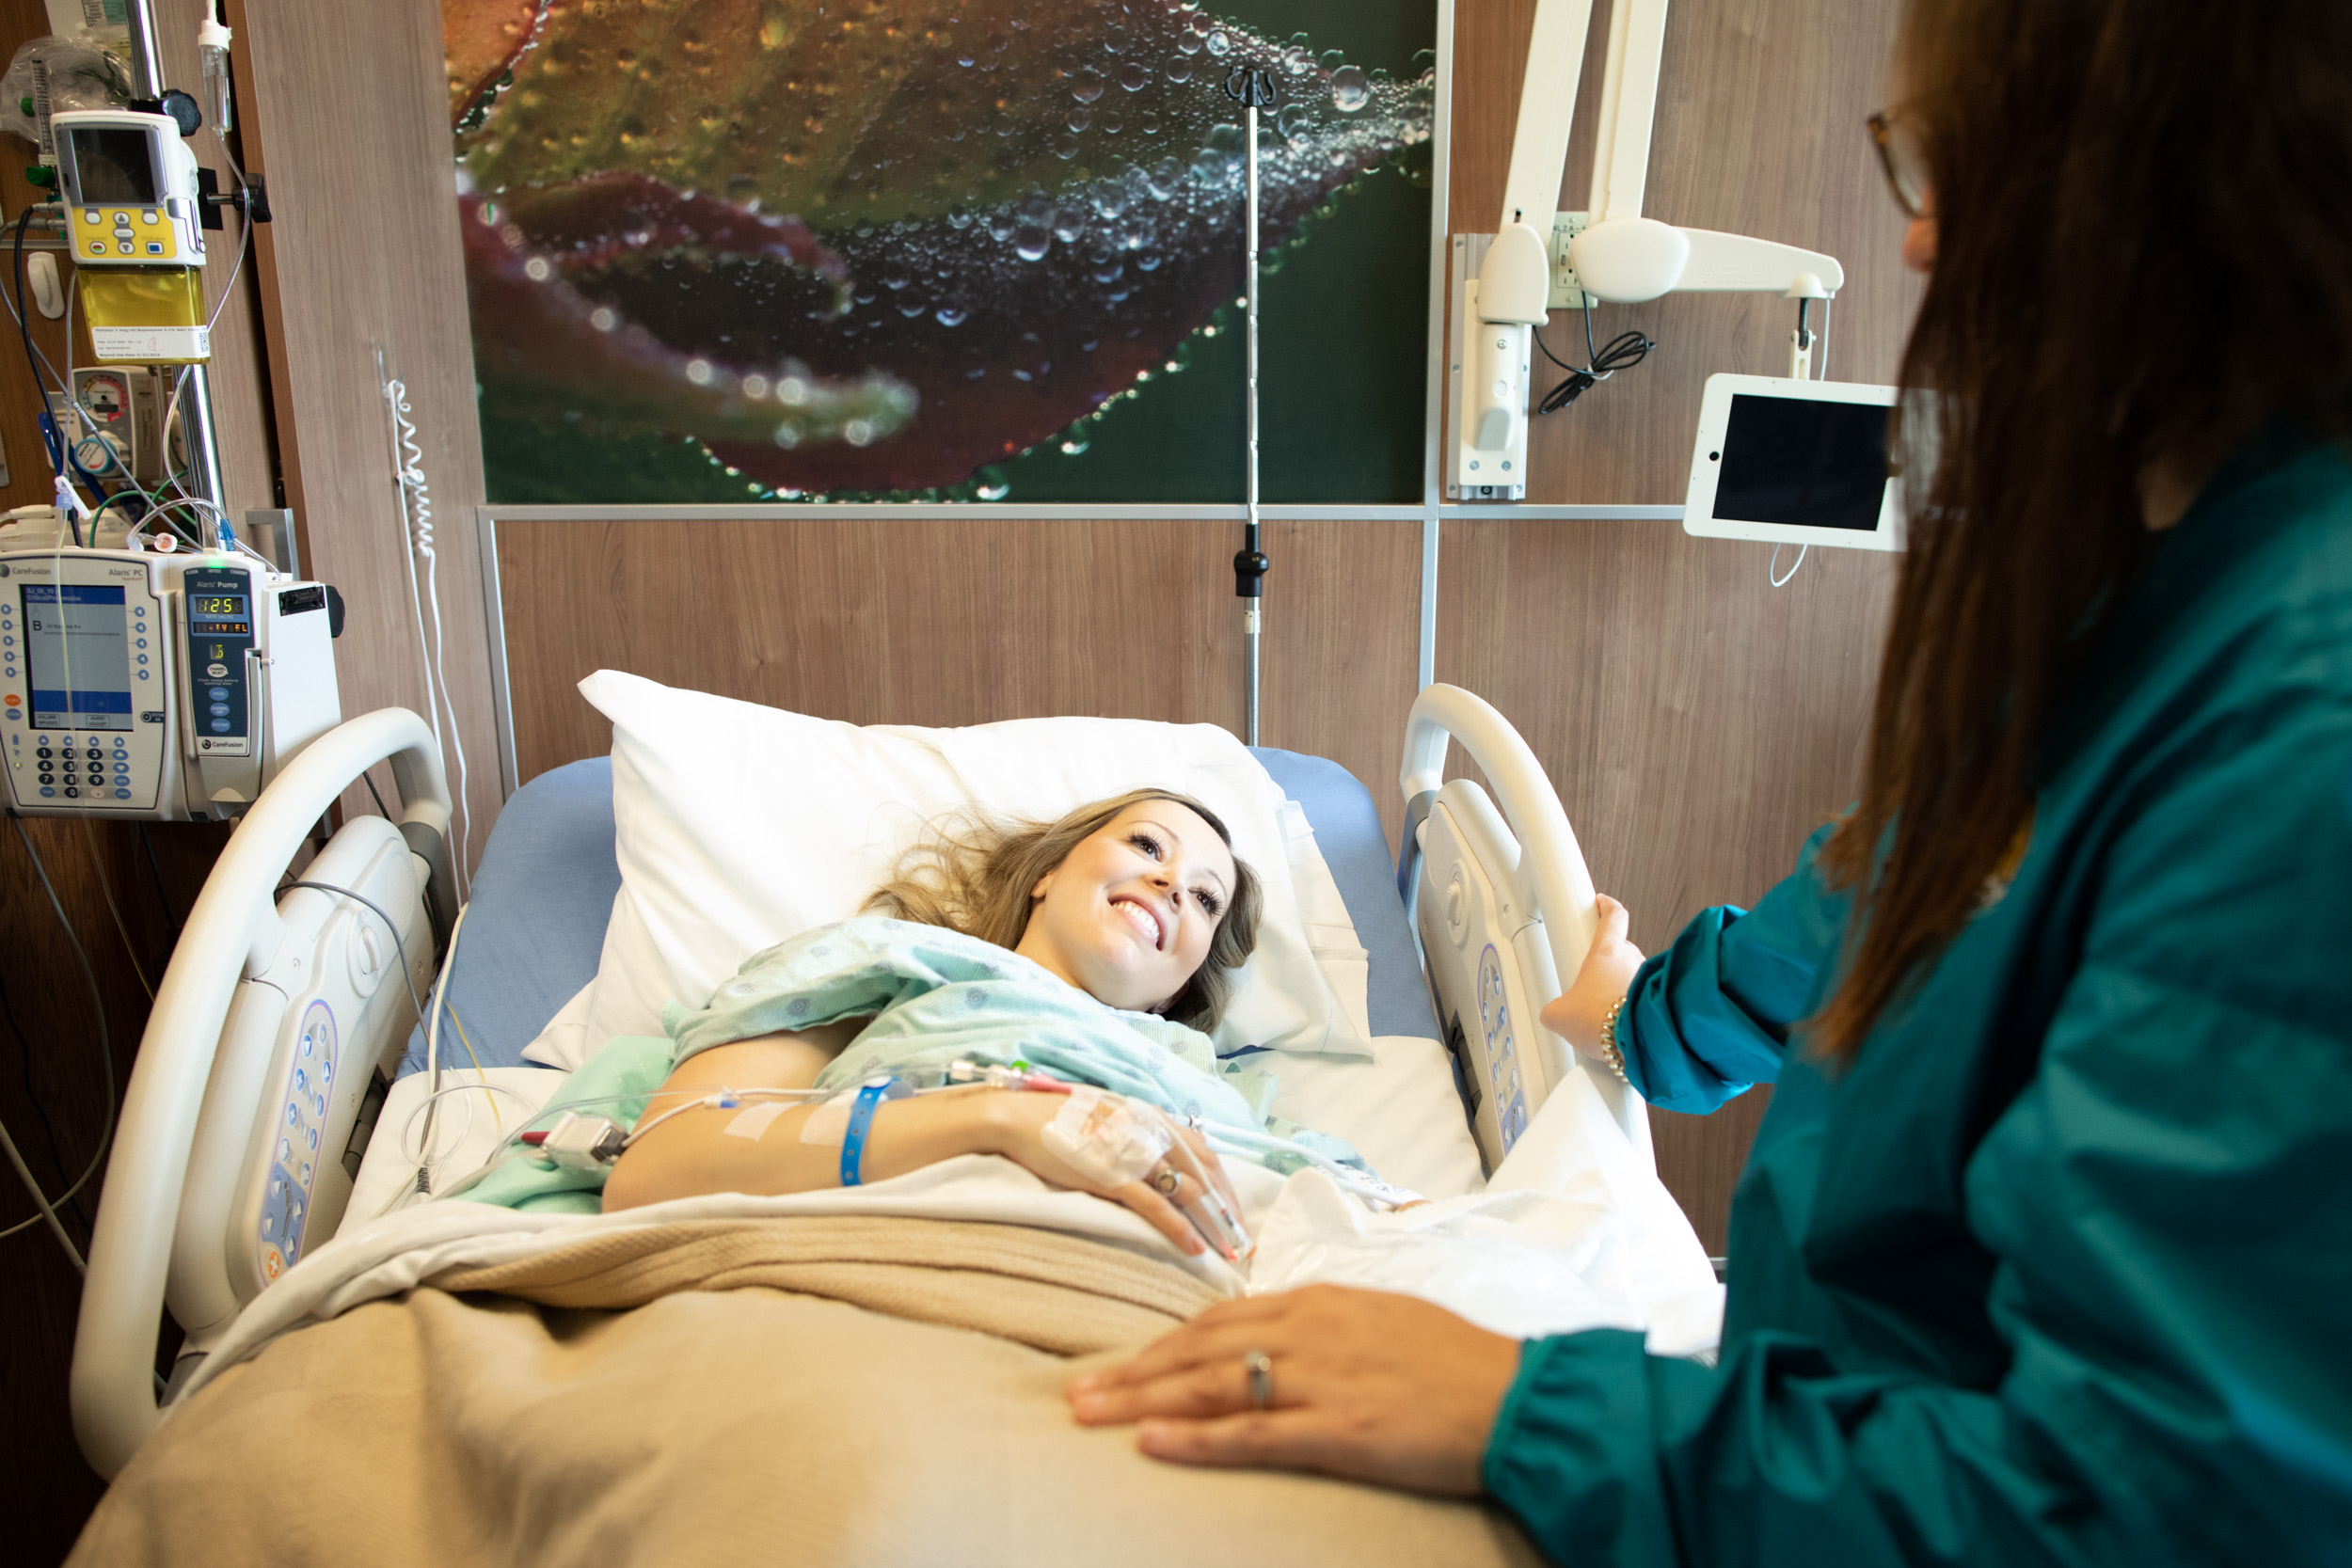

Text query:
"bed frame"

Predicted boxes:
[[70, 687, 1643, 1479]]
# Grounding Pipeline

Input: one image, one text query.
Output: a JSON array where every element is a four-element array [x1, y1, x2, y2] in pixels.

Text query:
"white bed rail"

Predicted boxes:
[[1397, 684, 1646, 1143], [72, 708, 453, 1479]]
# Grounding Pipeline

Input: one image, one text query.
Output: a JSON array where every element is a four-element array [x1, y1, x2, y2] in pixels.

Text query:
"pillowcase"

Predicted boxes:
[[551, 671, 1375, 1067]]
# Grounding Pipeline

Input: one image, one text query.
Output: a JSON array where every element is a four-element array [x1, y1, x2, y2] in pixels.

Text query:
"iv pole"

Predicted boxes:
[[1228, 68, 1274, 746], [123, 0, 230, 540]]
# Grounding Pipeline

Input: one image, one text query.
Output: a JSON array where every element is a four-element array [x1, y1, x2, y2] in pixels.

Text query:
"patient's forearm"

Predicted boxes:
[[603, 1088, 1005, 1212]]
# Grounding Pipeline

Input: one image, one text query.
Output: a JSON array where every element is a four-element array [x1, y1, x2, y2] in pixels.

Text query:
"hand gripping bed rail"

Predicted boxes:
[[1396, 683, 1646, 1147], [72, 708, 454, 1479]]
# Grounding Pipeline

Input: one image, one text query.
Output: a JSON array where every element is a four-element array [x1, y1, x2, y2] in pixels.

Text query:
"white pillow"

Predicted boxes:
[[559, 671, 1375, 1066]]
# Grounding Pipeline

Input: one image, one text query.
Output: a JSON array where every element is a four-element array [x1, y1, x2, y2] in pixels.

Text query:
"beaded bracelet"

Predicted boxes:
[[1598, 997, 1629, 1084]]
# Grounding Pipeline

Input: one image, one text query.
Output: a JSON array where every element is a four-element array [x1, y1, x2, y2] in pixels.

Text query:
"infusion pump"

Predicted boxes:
[[0, 547, 341, 819]]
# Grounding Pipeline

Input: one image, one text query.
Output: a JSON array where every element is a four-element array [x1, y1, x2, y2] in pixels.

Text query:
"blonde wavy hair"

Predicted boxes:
[[864, 789, 1263, 1031]]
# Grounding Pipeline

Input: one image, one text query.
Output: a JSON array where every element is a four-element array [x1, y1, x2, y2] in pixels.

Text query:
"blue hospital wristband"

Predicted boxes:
[[839, 1076, 904, 1187]]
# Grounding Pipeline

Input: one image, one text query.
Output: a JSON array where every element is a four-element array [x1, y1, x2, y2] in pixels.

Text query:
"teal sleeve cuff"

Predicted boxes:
[[1483, 1330, 1678, 1566]]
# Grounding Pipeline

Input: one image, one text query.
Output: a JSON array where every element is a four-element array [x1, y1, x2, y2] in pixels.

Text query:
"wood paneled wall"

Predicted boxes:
[[236, 0, 501, 861], [499, 515, 1427, 836]]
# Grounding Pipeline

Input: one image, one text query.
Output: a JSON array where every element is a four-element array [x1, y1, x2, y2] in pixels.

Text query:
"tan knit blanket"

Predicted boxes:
[[72, 1214, 1540, 1566]]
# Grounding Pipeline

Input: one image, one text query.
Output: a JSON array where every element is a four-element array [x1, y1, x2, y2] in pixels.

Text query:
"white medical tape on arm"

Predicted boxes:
[[1041, 1085, 1175, 1188], [799, 1090, 857, 1148], [722, 1101, 793, 1141]]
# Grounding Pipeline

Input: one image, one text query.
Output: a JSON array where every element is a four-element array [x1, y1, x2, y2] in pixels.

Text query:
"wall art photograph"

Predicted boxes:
[[447, 0, 1438, 503]]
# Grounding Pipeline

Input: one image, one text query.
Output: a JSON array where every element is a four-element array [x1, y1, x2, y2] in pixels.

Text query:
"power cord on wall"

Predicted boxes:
[[381, 368, 470, 903], [1533, 298, 1657, 415]]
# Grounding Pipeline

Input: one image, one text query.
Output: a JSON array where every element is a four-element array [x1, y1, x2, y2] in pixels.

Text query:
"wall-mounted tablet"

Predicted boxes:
[[1684, 373, 1903, 551]]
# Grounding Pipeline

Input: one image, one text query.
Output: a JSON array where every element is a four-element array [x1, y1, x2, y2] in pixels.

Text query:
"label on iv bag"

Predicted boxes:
[[90, 325, 210, 363]]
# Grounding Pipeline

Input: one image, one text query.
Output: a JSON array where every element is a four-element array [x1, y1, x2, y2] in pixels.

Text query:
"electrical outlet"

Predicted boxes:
[[1549, 211, 1593, 310]]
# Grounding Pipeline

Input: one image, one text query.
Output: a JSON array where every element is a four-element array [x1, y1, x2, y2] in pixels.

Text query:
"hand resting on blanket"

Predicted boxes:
[[604, 793, 1258, 1258]]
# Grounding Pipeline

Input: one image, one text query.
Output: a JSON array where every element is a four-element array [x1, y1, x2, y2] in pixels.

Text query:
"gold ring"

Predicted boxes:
[[1244, 1349, 1274, 1410]]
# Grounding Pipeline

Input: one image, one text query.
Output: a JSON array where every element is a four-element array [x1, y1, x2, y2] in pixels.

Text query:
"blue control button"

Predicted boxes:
[[135, 638, 146, 648], [113, 788, 129, 800], [145, 242, 162, 254], [209, 718, 230, 734], [209, 687, 229, 701], [38, 785, 53, 797], [208, 702, 230, 717], [136, 655, 149, 666]]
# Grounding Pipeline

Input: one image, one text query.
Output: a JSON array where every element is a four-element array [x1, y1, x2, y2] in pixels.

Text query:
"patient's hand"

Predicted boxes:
[[1538, 893, 1644, 1057], [986, 1092, 1248, 1261], [1065, 1285, 1520, 1495]]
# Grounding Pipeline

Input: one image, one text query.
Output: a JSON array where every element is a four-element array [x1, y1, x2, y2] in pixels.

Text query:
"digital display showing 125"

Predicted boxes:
[[190, 592, 251, 636]]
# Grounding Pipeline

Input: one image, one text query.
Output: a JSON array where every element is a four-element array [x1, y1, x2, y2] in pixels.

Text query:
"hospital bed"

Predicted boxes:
[[68, 685, 1664, 1499]]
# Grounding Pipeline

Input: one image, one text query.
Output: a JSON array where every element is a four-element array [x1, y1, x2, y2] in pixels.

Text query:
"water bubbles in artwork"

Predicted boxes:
[[1283, 45, 1311, 77], [1164, 60, 1192, 84], [1147, 157, 1183, 199], [1319, 49, 1345, 71], [946, 202, 973, 230], [1055, 132, 1081, 158], [1053, 203, 1089, 242], [1330, 67, 1370, 111], [1205, 29, 1231, 55], [1068, 107, 1092, 132], [1072, 66, 1105, 103], [975, 469, 1010, 500], [1091, 177, 1129, 219], [1190, 149, 1227, 186], [1120, 61, 1149, 91], [935, 303, 967, 326], [1013, 224, 1052, 261]]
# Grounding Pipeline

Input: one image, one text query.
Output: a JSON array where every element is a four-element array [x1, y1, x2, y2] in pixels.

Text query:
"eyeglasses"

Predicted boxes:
[[1867, 110, 1931, 220]]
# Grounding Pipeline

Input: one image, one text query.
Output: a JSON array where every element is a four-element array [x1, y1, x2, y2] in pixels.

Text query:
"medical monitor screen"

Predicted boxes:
[[21, 583, 133, 731], [63, 127, 159, 205], [1715, 393, 1891, 532]]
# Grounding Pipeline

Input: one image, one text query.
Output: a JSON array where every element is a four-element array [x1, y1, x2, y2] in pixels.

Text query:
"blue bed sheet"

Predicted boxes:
[[399, 749, 1436, 1077]]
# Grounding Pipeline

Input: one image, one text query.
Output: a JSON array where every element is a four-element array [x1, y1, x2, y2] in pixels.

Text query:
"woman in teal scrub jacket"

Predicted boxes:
[[1068, 1, 2352, 1561]]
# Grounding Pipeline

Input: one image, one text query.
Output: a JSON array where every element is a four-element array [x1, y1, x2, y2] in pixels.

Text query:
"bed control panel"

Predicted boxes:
[[1413, 779, 1571, 1174], [256, 1001, 340, 1282], [167, 815, 437, 1342]]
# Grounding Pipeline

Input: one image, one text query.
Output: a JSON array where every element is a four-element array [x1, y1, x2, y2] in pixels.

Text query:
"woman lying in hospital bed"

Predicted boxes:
[[481, 788, 1363, 1260], [73, 723, 1724, 1567]]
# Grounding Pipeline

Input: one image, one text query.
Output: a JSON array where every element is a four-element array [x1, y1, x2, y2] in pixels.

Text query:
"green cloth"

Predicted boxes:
[[463, 917, 1364, 1212], [1485, 434, 2352, 1565]]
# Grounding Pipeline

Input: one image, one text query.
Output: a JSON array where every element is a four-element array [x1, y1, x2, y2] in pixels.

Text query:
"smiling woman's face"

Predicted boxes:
[[1013, 800, 1238, 1015]]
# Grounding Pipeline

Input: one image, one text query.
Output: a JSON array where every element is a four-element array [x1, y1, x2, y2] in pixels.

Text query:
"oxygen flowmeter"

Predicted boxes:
[[51, 106, 209, 363], [0, 546, 340, 819]]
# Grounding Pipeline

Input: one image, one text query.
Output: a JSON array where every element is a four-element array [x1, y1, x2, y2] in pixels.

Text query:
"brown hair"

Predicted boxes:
[[1813, 0, 2352, 1059], [864, 789, 1263, 1031]]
